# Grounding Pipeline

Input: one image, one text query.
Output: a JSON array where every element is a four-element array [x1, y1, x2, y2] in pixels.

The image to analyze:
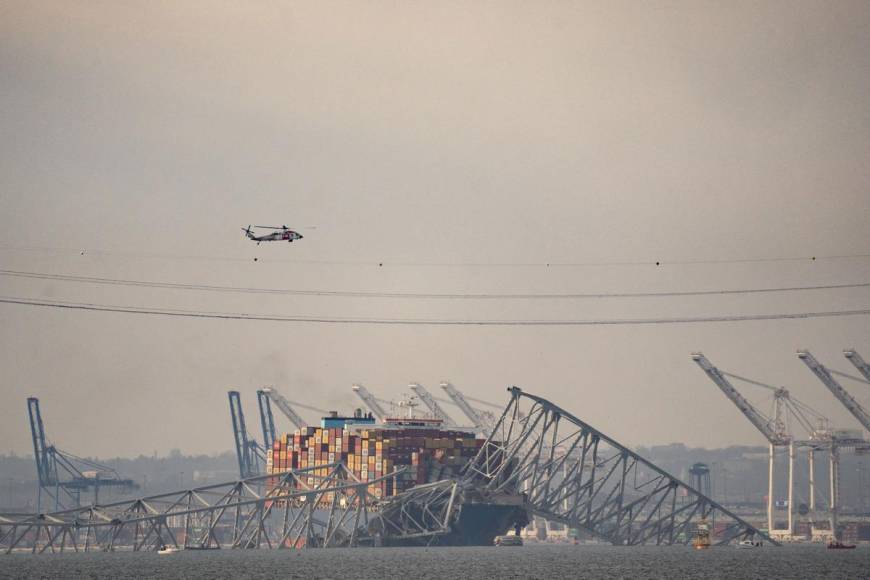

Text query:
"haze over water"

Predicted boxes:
[[2, 1, 869, 458]]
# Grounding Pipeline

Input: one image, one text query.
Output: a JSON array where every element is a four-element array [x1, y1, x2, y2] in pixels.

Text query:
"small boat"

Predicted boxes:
[[494, 535, 523, 546], [157, 545, 180, 554], [737, 539, 762, 549], [827, 541, 856, 550], [692, 518, 711, 550]]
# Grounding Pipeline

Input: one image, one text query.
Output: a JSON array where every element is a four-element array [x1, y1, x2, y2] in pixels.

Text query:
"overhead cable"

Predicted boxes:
[[1, 269, 868, 300], [1, 296, 868, 326], [1, 245, 869, 268]]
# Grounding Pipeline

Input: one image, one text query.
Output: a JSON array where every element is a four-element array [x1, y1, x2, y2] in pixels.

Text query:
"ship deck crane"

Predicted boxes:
[[260, 387, 327, 431], [27, 397, 138, 511], [228, 391, 263, 478], [692, 353, 836, 539], [351, 384, 389, 421], [408, 384, 456, 426]]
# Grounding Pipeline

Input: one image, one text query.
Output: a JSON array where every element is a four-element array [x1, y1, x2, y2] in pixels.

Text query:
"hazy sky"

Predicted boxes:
[[1, 1, 868, 458]]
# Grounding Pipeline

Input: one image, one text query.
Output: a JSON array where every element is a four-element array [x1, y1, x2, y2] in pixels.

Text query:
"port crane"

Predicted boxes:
[[692, 353, 835, 539], [351, 384, 389, 421], [260, 386, 328, 431], [844, 349, 870, 384], [256, 390, 277, 450], [408, 384, 457, 426], [228, 391, 264, 478], [439, 382, 496, 435], [798, 350, 870, 434], [26, 397, 137, 511], [350, 382, 499, 431], [795, 350, 870, 538]]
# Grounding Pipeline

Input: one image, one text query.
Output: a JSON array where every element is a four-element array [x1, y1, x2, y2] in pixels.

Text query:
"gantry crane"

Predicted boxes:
[[844, 349, 870, 383], [408, 383, 456, 425], [796, 350, 870, 537], [350, 382, 498, 430], [439, 382, 496, 435], [691, 354, 791, 445], [692, 354, 790, 535], [798, 350, 870, 434], [227, 391, 263, 478], [260, 386, 327, 431], [27, 397, 138, 511], [351, 384, 388, 421], [692, 353, 836, 538], [256, 390, 277, 450]]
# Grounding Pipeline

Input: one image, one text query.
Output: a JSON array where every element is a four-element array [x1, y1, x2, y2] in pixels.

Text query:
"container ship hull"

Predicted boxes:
[[384, 501, 529, 547], [268, 411, 529, 547]]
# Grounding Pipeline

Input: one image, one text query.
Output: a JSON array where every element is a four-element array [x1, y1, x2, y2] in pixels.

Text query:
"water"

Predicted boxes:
[[0, 544, 867, 579]]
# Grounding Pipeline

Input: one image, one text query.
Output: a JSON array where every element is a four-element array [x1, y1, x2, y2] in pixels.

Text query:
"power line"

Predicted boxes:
[[1, 244, 869, 268], [1, 296, 868, 326], [1, 269, 868, 300]]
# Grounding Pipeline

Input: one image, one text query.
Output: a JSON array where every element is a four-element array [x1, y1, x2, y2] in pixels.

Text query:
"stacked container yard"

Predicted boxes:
[[266, 414, 484, 499]]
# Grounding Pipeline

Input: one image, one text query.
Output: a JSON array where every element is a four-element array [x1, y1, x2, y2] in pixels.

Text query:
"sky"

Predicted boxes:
[[0, 1, 868, 458]]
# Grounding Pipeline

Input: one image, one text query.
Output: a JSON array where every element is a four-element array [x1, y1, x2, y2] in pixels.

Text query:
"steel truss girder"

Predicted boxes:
[[369, 479, 461, 543], [463, 387, 779, 546], [1, 463, 412, 553]]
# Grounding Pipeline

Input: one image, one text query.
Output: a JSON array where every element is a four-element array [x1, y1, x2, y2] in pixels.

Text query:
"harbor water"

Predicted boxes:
[[0, 544, 867, 579]]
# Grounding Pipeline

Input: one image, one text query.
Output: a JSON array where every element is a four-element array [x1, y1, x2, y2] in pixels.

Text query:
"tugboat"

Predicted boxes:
[[494, 534, 523, 546], [692, 518, 711, 550], [495, 523, 524, 546]]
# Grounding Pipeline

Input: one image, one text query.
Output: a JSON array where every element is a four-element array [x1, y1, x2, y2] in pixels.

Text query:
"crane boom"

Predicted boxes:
[[439, 382, 488, 431], [25, 397, 139, 510], [798, 350, 870, 433], [256, 390, 277, 449], [27, 397, 56, 487], [351, 384, 388, 421], [844, 349, 870, 383], [260, 387, 310, 431], [228, 391, 260, 478], [408, 383, 455, 425], [691, 353, 790, 445]]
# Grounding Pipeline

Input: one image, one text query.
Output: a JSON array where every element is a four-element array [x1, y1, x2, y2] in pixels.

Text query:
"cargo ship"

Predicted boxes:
[[266, 408, 528, 546]]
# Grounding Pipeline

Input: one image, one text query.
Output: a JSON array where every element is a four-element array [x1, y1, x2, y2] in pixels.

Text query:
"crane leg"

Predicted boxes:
[[767, 444, 775, 535]]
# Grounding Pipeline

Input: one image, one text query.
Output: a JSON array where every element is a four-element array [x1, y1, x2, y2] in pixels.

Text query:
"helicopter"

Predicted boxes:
[[242, 225, 304, 244]]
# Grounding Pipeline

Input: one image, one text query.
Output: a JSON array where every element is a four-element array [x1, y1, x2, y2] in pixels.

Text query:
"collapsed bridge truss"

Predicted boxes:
[[3, 387, 775, 553], [0, 463, 457, 554], [463, 387, 777, 546]]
